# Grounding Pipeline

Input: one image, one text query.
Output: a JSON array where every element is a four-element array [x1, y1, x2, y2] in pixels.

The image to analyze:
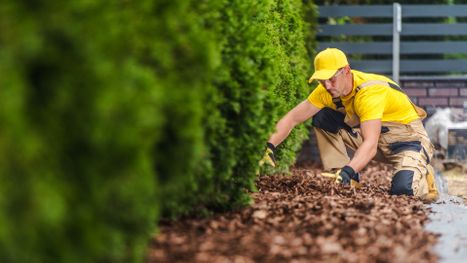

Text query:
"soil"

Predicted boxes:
[[148, 163, 438, 263]]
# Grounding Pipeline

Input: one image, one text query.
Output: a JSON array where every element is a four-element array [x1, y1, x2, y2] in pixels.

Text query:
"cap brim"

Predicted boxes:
[[307, 69, 338, 83]]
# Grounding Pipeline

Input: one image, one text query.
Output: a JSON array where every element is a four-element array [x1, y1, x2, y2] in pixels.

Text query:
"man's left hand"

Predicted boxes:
[[259, 142, 276, 167]]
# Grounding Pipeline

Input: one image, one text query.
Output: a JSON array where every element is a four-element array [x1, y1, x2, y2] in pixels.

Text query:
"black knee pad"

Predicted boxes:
[[313, 107, 349, 134], [390, 170, 414, 196]]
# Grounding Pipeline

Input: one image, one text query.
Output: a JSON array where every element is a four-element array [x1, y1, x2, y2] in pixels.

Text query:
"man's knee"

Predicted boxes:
[[390, 170, 414, 196], [313, 108, 346, 134]]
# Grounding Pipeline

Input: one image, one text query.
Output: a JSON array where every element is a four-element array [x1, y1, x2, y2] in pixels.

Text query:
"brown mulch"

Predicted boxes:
[[148, 163, 438, 263]]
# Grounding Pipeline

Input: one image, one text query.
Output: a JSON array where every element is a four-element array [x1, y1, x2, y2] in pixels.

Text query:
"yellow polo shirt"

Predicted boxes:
[[307, 70, 420, 124]]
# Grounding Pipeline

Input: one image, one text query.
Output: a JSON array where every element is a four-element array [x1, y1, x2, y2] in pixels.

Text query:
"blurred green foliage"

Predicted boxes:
[[0, 0, 170, 262], [0, 0, 316, 261]]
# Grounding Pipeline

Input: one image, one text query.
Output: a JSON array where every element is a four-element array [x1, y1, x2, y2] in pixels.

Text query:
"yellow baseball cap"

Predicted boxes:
[[308, 48, 349, 83]]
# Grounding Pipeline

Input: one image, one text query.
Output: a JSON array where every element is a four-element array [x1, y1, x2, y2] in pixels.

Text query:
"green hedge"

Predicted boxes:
[[160, 0, 317, 217], [0, 0, 316, 261]]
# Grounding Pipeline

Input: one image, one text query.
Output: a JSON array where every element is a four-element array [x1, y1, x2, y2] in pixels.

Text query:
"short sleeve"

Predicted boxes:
[[307, 85, 331, 109]]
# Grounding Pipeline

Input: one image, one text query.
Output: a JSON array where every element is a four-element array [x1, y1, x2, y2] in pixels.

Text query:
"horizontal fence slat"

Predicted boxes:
[[350, 60, 467, 74], [402, 24, 467, 36], [318, 5, 393, 18], [318, 42, 392, 54], [318, 24, 467, 36], [319, 41, 467, 54], [350, 60, 392, 73], [401, 41, 467, 54], [317, 24, 392, 36], [318, 5, 467, 18], [400, 60, 467, 73], [402, 5, 467, 17]]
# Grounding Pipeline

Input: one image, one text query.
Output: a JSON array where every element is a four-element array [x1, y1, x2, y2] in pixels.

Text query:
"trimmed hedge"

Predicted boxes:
[[160, 0, 317, 217], [0, 0, 316, 261]]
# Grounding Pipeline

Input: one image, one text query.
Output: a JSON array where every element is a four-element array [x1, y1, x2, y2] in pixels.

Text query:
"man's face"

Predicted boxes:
[[319, 68, 346, 98]]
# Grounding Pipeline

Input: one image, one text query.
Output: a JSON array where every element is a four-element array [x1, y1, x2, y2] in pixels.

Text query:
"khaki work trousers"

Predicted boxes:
[[314, 111, 436, 201]]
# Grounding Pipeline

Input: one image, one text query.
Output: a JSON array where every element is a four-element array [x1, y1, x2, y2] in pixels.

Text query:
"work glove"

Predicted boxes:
[[259, 142, 276, 167], [321, 165, 362, 189]]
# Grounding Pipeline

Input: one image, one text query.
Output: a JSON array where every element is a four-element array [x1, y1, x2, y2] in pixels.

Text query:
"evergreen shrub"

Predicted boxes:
[[160, 0, 318, 217], [0, 0, 317, 261]]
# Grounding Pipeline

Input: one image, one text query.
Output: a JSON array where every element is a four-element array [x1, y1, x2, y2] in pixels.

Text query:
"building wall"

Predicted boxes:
[[401, 78, 467, 115]]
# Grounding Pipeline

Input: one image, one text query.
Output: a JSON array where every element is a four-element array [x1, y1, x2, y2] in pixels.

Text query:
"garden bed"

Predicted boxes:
[[149, 163, 438, 263]]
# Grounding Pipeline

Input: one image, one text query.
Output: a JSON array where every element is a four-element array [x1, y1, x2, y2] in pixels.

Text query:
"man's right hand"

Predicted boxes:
[[259, 142, 276, 167], [321, 165, 362, 189]]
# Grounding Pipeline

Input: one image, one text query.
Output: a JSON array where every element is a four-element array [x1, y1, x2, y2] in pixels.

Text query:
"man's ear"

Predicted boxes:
[[342, 65, 352, 77], [344, 65, 351, 73]]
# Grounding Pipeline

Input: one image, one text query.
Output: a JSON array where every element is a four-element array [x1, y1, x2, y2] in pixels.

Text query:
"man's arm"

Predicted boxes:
[[347, 119, 381, 172], [268, 100, 321, 146]]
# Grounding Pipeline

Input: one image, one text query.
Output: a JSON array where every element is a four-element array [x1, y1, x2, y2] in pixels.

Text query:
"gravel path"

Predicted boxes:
[[149, 163, 438, 263]]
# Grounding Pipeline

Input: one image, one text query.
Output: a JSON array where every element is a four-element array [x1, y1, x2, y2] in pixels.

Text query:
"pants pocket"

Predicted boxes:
[[389, 141, 421, 154]]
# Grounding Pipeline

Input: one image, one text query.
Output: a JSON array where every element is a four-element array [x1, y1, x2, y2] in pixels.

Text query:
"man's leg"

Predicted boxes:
[[389, 156, 438, 202], [313, 108, 363, 170], [379, 121, 438, 202]]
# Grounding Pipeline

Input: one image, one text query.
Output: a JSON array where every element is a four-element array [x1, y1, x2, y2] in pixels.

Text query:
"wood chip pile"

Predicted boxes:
[[149, 163, 438, 263]]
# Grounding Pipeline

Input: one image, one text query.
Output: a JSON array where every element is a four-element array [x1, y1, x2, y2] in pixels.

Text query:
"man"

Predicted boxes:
[[261, 48, 438, 202]]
